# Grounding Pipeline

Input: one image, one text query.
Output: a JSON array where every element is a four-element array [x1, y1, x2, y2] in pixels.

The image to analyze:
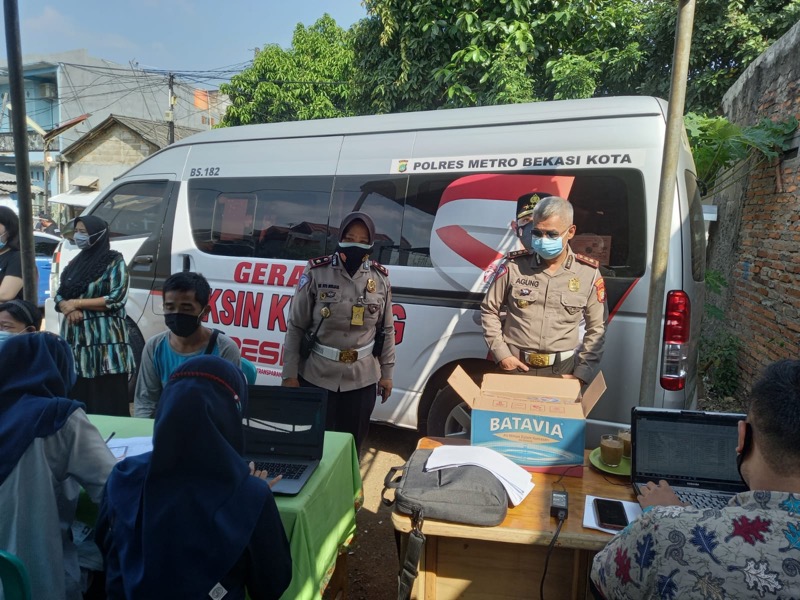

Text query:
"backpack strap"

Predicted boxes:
[[204, 329, 220, 355], [398, 507, 425, 600]]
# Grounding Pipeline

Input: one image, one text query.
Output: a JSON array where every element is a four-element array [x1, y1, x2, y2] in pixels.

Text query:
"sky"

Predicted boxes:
[[2, 1, 367, 79]]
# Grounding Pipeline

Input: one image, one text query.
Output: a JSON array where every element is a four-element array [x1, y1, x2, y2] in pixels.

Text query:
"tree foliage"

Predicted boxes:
[[220, 15, 354, 125], [350, 0, 800, 115], [685, 112, 798, 195], [219, 1, 800, 124]]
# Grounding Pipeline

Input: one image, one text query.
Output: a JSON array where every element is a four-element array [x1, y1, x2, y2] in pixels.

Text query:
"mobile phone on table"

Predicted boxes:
[[594, 498, 629, 530]]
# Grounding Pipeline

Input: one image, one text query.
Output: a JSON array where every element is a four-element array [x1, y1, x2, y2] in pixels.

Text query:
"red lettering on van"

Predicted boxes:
[[233, 261, 304, 288], [252, 263, 268, 284], [267, 263, 287, 286], [231, 336, 284, 366], [392, 304, 406, 345], [206, 289, 263, 328], [234, 262, 252, 283], [267, 294, 290, 332]]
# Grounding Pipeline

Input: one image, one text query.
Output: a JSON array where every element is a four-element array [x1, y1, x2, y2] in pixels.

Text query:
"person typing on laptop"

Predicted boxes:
[[98, 356, 292, 599], [590, 359, 800, 599]]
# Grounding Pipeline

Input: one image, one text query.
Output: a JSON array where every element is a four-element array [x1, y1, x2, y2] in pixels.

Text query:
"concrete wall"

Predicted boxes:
[[706, 20, 800, 392]]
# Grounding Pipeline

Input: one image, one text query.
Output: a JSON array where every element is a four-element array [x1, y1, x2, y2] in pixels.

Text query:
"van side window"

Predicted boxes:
[[188, 177, 334, 260], [91, 182, 171, 239], [685, 171, 707, 282]]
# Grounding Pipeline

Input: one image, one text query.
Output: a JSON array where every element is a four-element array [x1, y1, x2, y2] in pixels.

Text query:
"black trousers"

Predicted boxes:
[[299, 376, 376, 457], [71, 374, 130, 416]]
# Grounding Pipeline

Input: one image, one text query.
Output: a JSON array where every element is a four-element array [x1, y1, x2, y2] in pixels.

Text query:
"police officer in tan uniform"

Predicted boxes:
[[282, 212, 395, 455], [481, 194, 607, 385]]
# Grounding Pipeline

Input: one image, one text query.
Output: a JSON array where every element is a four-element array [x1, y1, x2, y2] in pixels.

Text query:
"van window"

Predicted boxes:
[[685, 171, 706, 282], [332, 170, 646, 277], [188, 177, 334, 260], [91, 182, 171, 239]]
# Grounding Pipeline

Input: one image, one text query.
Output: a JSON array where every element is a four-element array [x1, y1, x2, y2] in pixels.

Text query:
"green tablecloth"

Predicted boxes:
[[88, 415, 363, 600]]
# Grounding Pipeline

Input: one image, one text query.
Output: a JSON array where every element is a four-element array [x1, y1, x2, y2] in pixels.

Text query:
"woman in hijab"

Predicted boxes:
[[282, 211, 396, 456], [55, 215, 135, 415], [0, 333, 116, 600], [0, 205, 24, 301], [97, 356, 292, 600]]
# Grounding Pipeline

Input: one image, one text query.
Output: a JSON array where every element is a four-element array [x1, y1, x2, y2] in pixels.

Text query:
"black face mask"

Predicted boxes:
[[736, 422, 753, 490], [337, 244, 372, 276], [165, 312, 201, 338]]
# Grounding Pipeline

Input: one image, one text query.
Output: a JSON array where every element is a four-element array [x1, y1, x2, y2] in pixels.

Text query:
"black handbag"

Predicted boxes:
[[382, 448, 508, 600]]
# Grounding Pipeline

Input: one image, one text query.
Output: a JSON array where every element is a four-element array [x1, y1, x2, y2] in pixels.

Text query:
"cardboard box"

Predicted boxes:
[[570, 234, 612, 266], [448, 366, 606, 477]]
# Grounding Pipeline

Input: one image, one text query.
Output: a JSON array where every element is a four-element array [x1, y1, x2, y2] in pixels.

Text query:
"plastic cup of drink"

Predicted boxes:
[[618, 429, 632, 459], [600, 434, 624, 468]]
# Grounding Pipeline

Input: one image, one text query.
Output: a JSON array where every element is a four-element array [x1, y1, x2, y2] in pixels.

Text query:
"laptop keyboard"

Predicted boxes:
[[253, 462, 308, 480], [673, 487, 732, 510]]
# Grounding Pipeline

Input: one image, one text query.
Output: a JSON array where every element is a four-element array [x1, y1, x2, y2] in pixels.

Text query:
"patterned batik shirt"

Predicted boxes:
[[57, 254, 135, 379], [590, 491, 800, 599]]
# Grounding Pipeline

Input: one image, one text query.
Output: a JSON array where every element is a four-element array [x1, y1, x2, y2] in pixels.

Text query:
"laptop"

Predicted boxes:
[[243, 385, 328, 496], [631, 407, 747, 509]]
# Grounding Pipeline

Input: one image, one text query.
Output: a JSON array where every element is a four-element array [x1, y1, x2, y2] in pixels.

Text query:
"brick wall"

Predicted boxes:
[[708, 20, 800, 393]]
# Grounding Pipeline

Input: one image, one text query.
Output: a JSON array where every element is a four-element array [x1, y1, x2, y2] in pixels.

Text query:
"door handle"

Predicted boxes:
[[133, 255, 154, 265]]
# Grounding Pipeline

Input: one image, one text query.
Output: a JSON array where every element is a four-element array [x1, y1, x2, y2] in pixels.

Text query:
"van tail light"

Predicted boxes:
[[661, 290, 690, 391]]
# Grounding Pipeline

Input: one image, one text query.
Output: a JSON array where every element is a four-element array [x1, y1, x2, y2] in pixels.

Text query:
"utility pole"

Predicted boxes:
[[3, 0, 37, 306], [638, 0, 697, 406], [167, 73, 175, 145]]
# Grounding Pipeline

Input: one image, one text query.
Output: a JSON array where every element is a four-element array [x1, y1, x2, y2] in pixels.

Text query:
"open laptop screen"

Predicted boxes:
[[632, 408, 746, 491], [244, 385, 328, 460]]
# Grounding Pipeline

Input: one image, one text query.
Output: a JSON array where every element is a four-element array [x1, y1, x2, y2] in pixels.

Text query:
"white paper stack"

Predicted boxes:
[[425, 445, 535, 506]]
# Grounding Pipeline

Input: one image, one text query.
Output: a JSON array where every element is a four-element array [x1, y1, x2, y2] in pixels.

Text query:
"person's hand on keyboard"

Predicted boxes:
[[249, 461, 283, 489], [637, 480, 688, 509]]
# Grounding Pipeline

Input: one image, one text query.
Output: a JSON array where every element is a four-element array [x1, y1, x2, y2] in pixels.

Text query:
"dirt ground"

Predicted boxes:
[[338, 424, 421, 600]]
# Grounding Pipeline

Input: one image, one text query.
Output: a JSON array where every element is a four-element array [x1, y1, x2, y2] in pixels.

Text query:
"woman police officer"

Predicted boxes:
[[282, 212, 395, 456]]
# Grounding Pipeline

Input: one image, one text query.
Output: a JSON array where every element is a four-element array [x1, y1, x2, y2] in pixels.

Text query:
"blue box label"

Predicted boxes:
[[471, 411, 585, 468]]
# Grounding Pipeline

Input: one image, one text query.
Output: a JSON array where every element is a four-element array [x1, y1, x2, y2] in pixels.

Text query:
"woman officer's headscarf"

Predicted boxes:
[[56, 215, 121, 300], [336, 211, 375, 277]]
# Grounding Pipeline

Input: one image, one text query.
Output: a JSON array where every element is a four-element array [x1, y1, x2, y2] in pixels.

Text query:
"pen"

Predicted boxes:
[[105, 431, 116, 444]]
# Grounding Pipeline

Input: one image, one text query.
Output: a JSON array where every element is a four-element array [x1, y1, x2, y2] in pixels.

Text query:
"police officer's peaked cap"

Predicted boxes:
[[339, 211, 375, 245], [516, 192, 553, 221]]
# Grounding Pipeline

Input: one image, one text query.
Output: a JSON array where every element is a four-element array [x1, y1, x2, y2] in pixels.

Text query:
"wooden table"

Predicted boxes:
[[391, 438, 636, 600]]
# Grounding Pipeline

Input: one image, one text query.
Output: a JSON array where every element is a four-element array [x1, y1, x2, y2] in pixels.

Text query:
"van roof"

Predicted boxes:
[[174, 96, 667, 147]]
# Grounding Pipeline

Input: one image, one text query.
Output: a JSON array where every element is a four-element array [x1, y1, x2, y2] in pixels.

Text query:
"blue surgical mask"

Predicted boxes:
[[74, 233, 91, 249], [0, 231, 7, 250], [532, 235, 565, 259], [0, 330, 17, 350]]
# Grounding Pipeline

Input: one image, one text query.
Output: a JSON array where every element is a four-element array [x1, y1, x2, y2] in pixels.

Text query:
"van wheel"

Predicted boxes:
[[427, 385, 472, 439], [126, 318, 145, 406]]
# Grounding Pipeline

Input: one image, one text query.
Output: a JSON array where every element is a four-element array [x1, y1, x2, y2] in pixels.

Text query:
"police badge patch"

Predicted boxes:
[[298, 274, 310, 290]]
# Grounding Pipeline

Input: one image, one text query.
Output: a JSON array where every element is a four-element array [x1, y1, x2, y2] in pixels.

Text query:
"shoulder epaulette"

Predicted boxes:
[[506, 249, 533, 260], [371, 261, 389, 277], [574, 253, 599, 268], [308, 255, 332, 269]]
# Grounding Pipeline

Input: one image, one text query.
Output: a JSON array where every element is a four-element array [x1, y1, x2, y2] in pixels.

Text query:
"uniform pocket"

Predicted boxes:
[[560, 292, 587, 315], [511, 289, 539, 309]]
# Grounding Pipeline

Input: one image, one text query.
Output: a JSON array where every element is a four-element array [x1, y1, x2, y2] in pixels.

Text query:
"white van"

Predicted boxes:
[[46, 96, 706, 441]]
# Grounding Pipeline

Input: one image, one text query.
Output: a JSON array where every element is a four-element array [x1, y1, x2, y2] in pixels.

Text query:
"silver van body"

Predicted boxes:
[[47, 97, 705, 439]]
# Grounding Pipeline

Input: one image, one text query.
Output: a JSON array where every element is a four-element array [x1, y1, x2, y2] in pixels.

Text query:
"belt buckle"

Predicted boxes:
[[526, 352, 550, 367], [339, 349, 358, 363]]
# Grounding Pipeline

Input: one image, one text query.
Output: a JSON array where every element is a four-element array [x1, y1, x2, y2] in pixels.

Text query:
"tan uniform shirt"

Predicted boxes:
[[283, 253, 396, 392], [481, 247, 607, 383]]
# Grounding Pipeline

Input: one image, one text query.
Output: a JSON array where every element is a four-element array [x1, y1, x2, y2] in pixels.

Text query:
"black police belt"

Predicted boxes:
[[519, 349, 575, 368], [312, 341, 375, 364]]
